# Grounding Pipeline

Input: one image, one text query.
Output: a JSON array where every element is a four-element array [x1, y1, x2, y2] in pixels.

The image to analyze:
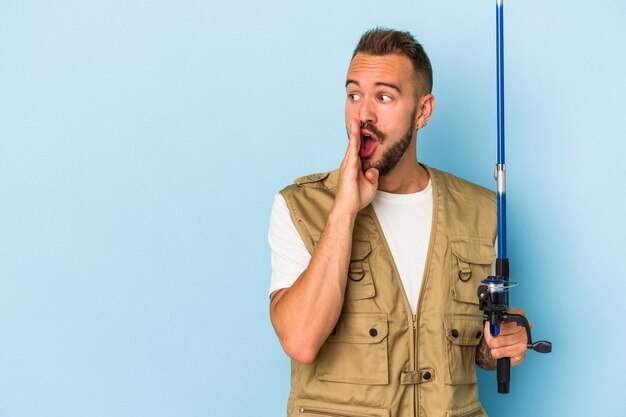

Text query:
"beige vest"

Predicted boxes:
[[280, 166, 497, 417]]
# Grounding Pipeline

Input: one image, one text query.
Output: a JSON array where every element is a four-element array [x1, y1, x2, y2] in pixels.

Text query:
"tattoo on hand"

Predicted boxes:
[[475, 337, 496, 370]]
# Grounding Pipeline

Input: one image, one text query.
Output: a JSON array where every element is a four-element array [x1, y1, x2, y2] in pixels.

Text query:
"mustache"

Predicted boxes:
[[361, 122, 385, 142]]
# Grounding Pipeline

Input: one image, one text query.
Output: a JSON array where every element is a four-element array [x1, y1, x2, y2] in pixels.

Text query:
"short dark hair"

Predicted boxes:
[[352, 27, 433, 94]]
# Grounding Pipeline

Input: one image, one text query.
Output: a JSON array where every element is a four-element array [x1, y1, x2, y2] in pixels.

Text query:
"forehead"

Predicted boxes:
[[346, 53, 416, 87]]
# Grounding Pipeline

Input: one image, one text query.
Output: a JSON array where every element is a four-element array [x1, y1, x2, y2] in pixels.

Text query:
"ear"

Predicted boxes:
[[414, 93, 435, 130]]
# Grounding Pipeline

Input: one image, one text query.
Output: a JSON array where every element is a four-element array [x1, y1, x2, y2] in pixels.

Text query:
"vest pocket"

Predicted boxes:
[[443, 314, 483, 385], [294, 398, 390, 417], [345, 241, 376, 301], [446, 401, 487, 417], [316, 313, 388, 385], [450, 237, 496, 305]]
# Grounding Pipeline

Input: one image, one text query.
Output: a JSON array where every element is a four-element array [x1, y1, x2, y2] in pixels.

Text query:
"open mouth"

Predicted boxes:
[[359, 129, 378, 158]]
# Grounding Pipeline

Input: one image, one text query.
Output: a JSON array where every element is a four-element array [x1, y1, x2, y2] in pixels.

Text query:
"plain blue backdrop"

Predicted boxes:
[[1, 1, 624, 416]]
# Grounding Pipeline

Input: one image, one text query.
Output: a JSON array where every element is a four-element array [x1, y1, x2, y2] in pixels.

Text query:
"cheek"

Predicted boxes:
[[386, 108, 414, 130], [345, 102, 357, 119]]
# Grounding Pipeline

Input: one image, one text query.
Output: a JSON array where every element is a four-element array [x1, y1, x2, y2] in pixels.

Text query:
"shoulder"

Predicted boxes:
[[277, 169, 339, 241], [281, 169, 339, 192], [428, 166, 495, 204], [273, 170, 339, 253], [427, 166, 497, 238], [279, 169, 340, 204]]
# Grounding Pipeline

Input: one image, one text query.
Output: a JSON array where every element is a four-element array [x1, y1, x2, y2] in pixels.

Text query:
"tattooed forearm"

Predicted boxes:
[[269, 288, 286, 306], [475, 337, 497, 370]]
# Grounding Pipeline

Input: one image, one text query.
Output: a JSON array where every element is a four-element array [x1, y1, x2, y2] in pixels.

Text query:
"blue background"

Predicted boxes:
[[1, 1, 624, 416]]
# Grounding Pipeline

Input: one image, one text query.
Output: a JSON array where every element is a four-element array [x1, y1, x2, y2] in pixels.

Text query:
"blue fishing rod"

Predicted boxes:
[[477, 0, 552, 394]]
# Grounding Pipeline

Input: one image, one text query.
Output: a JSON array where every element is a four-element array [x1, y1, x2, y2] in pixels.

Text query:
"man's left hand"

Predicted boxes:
[[483, 307, 529, 367]]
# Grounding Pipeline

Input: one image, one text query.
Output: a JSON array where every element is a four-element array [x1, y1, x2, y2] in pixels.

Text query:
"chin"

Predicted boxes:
[[360, 157, 374, 171]]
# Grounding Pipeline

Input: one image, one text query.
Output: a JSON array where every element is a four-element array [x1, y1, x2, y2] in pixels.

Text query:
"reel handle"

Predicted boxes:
[[529, 340, 552, 353], [503, 313, 552, 353], [478, 283, 552, 393]]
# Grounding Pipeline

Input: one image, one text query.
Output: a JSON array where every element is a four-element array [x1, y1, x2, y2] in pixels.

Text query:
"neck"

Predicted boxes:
[[377, 148, 430, 194]]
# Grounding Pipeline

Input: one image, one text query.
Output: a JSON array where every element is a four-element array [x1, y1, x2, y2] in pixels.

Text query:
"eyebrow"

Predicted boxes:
[[345, 79, 402, 94]]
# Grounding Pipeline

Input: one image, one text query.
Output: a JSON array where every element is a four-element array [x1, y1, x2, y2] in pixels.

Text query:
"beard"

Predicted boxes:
[[361, 108, 417, 176]]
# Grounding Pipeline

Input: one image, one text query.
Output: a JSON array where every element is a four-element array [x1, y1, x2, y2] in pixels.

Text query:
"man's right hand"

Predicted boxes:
[[333, 118, 379, 217], [270, 119, 379, 364]]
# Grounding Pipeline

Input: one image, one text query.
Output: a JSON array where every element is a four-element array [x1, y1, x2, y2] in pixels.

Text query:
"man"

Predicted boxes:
[[268, 28, 528, 417]]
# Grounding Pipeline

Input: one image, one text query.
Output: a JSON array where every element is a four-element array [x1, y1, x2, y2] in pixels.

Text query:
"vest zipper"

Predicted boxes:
[[413, 314, 418, 417], [366, 178, 439, 417], [414, 165, 440, 417], [298, 406, 382, 417], [367, 206, 414, 417]]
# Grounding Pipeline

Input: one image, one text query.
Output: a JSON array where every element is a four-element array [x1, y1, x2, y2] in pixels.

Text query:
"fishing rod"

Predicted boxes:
[[477, 0, 552, 394]]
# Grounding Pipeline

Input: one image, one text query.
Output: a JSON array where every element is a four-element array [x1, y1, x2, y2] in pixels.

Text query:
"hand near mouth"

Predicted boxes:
[[333, 118, 379, 217]]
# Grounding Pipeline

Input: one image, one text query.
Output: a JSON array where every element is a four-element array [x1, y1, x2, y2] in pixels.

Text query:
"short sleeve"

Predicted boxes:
[[268, 194, 311, 295]]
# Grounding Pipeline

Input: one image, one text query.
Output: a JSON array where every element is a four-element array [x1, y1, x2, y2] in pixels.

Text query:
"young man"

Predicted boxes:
[[268, 28, 528, 417]]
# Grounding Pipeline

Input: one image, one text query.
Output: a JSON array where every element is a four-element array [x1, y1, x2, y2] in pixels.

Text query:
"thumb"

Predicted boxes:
[[365, 167, 379, 186], [483, 321, 494, 343]]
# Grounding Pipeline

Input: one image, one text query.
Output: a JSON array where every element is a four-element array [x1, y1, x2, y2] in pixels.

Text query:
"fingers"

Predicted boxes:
[[334, 118, 364, 216], [336, 118, 379, 213], [484, 307, 530, 367], [344, 118, 360, 161], [489, 335, 527, 365], [496, 321, 526, 337], [364, 167, 379, 187], [510, 354, 527, 367], [493, 347, 527, 367], [488, 328, 526, 350], [339, 118, 361, 180], [349, 117, 360, 152]]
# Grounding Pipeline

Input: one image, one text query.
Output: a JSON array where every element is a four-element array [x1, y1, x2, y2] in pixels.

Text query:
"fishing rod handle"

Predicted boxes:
[[497, 357, 510, 393]]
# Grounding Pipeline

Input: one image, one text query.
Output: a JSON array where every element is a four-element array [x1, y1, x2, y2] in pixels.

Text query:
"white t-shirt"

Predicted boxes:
[[268, 180, 433, 314]]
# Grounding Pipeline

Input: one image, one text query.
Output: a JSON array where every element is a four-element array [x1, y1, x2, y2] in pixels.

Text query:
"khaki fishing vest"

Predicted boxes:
[[280, 165, 497, 417]]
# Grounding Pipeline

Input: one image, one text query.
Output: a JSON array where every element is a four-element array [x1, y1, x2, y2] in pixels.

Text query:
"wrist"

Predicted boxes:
[[327, 205, 357, 229]]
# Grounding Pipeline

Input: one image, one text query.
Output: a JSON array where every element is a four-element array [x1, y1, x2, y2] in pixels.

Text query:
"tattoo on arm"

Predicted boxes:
[[475, 337, 497, 370], [269, 288, 286, 306]]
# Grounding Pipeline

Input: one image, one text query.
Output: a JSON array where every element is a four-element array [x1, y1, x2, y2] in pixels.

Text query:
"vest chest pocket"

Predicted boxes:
[[443, 315, 483, 385], [450, 237, 496, 305], [345, 241, 376, 301], [316, 313, 388, 385]]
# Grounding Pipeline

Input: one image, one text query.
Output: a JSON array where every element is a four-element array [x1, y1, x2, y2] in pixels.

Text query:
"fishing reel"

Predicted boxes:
[[477, 277, 552, 393]]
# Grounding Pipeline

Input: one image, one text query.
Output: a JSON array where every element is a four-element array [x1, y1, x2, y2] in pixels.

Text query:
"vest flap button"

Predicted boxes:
[[451, 329, 459, 338], [369, 328, 378, 337], [423, 371, 432, 380]]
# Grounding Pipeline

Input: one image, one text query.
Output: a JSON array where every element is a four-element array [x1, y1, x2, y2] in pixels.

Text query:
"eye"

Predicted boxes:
[[348, 93, 361, 101], [378, 94, 392, 102]]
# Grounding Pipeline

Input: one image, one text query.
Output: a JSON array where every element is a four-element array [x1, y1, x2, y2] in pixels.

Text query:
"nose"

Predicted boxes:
[[357, 99, 376, 126]]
